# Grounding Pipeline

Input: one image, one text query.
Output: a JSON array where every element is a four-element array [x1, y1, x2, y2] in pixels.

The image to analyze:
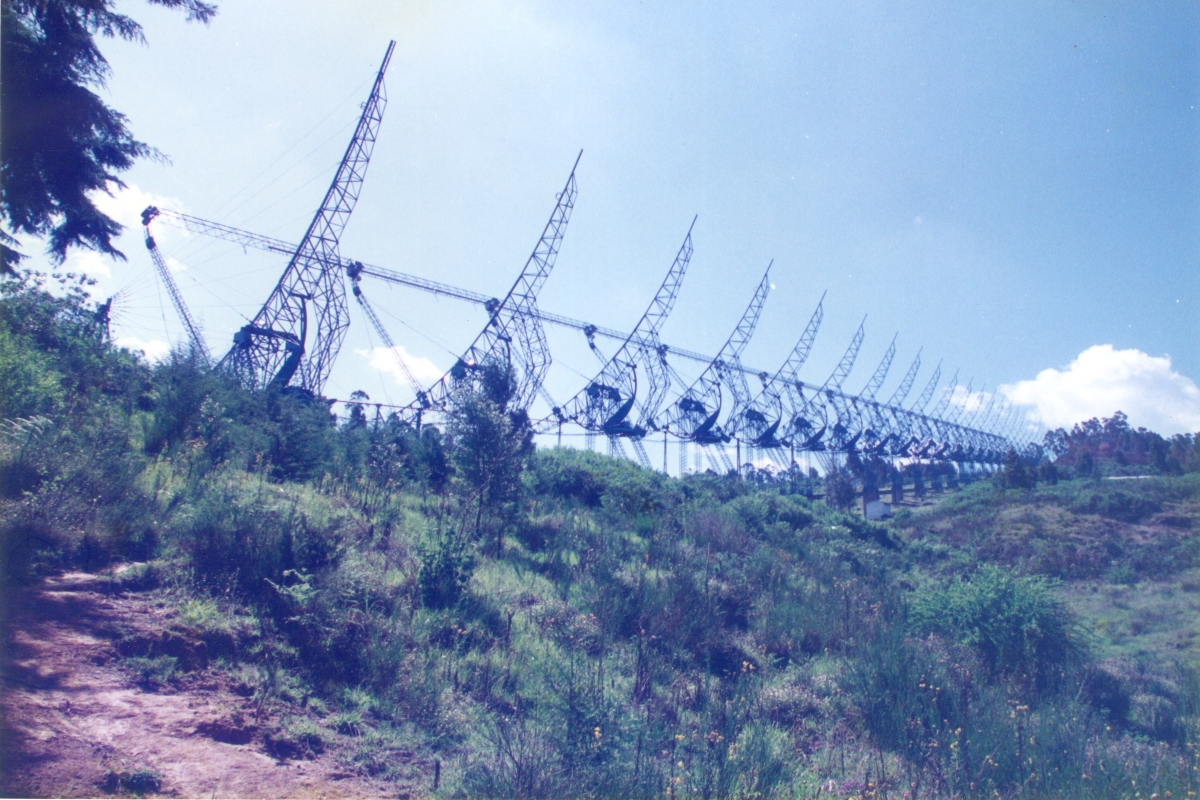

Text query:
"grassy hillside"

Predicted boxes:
[[3, 273, 1199, 798], [896, 478, 1200, 660]]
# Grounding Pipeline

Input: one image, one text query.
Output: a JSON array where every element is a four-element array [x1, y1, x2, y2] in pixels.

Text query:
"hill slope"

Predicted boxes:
[[2, 273, 1199, 798]]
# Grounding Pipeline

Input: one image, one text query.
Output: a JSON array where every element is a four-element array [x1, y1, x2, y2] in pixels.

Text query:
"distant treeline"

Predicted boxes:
[[1044, 412, 1199, 477]]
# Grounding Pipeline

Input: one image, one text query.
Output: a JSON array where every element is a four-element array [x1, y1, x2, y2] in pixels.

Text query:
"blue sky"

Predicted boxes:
[[26, 0, 1200, 435]]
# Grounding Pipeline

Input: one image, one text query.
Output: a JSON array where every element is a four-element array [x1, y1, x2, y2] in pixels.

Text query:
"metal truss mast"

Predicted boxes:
[[141, 208, 212, 364], [660, 266, 772, 445], [421, 152, 582, 415], [222, 41, 396, 394], [542, 217, 695, 442]]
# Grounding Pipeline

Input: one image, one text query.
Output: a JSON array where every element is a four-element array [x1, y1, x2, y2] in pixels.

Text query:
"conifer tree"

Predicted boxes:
[[1, 0, 216, 273]]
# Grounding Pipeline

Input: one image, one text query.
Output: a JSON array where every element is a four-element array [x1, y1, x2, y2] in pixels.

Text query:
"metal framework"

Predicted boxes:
[[131, 49, 1036, 476], [659, 266, 772, 445], [143, 206, 733, 369], [911, 361, 942, 414], [887, 350, 922, 408], [855, 337, 899, 455], [860, 335, 896, 402], [540, 218, 695, 444], [221, 41, 395, 394], [930, 371, 959, 419], [345, 264, 428, 407], [784, 319, 864, 452], [148, 199, 1025, 467], [141, 208, 212, 364], [420, 152, 582, 415], [731, 292, 825, 450]]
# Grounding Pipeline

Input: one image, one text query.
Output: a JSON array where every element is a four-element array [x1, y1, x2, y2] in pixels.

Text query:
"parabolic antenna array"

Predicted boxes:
[[137, 41, 1040, 498]]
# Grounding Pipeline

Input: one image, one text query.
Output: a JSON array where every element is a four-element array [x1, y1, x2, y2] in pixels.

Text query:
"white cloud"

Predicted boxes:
[[1000, 345, 1200, 435], [90, 184, 193, 251], [359, 345, 443, 389], [91, 184, 187, 230], [62, 249, 114, 278], [115, 336, 171, 363]]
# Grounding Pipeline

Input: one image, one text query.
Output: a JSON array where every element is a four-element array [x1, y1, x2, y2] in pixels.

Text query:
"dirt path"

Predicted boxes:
[[1, 572, 407, 798]]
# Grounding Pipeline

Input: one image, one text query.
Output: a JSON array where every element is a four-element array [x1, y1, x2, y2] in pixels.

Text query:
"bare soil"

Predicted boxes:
[[1, 572, 413, 798]]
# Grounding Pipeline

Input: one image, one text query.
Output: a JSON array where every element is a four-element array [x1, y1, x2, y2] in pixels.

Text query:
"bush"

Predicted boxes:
[[999, 447, 1037, 489], [417, 530, 474, 609], [0, 272, 162, 579], [102, 767, 161, 796], [266, 391, 337, 482], [823, 470, 856, 511], [265, 716, 326, 759], [121, 655, 178, 689], [1073, 488, 1162, 523], [172, 473, 348, 597], [910, 565, 1087, 693]]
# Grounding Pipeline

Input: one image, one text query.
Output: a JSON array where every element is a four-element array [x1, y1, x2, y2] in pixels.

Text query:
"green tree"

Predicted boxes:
[[1000, 447, 1035, 489], [1, 0, 216, 272], [446, 390, 531, 555], [823, 467, 856, 511], [266, 391, 336, 482], [1075, 450, 1096, 479], [346, 390, 370, 429]]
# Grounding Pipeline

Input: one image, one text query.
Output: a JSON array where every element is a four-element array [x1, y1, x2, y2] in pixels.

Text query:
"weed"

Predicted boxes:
[[265, 715, 326, 760], [332, 709, 363, 736], [177, 597, 225, 631], [101, 767, 161, 796], [120, 655, 178, 689]]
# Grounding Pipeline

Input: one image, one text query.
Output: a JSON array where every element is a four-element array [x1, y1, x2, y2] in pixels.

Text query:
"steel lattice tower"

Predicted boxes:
[[731, 292, 825, 450], [660, 267, 772, 444], [417, 153, 581, 415], [221, 41, 395, 394], [543, 218, 695, 440]]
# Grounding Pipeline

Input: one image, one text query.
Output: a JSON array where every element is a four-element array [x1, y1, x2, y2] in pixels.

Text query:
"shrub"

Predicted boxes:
[[1073, 488, 1162, 523], [417, 530, 474, 609], [0, 326, 62, 420], [121, 655, 178, 689], [102, 767, 161, 796], [266, 391, 337, 482], [999, 447, 1037, 489], [172, 473, 348, 597], [910, 565, 1087, 693], [823, 470, 856, 511], [332, 709, 364, 736], [265, 716, 326, 759]]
